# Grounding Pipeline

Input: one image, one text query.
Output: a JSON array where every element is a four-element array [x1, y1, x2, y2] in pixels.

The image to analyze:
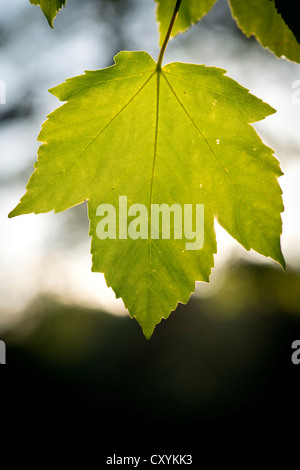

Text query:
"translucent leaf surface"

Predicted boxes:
[[30, 0, 67, 27], [155, 0, 216, 46], [9, 51, 284, 337], [229, 0, 300, 62], [155, 0, 300, 62]]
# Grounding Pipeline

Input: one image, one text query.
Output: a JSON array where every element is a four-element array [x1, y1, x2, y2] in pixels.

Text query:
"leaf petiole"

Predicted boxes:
[[156, 0, 182, 70]]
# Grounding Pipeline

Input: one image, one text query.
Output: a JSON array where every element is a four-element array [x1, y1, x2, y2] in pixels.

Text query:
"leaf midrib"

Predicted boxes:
[[147, 69, 161, 316]]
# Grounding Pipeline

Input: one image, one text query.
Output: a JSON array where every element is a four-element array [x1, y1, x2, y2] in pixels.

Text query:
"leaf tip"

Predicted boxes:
[[277, 252, 286, 271], [8, 199, 31, 218], [141, 323, 155, 340], [269, 243, 286, 270], [143, 331, 154, 340], [8, 208, 18, 218]]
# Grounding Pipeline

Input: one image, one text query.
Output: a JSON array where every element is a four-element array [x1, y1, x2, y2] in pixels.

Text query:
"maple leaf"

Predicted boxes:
[[30, 0, 67, 28], [155, 0, 216, 46], [155, 0, 300, 62], [9, 51, 284, 337], [229, 0, 300, 62]]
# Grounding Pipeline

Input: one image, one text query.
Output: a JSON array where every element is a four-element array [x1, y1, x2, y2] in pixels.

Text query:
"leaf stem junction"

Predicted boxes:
[[156, 0, 182, 70]]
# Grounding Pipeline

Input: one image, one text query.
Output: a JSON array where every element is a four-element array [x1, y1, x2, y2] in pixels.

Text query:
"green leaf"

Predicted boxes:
[[228, 0, 300, 62], [155, 0, 300, 62], [30, 0, 67, 28], [9, 51, 284, 337], [155, 0, 217, 46]]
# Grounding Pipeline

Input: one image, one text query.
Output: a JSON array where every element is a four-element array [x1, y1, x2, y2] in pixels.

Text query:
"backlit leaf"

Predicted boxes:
[[30, 0, 67, 28], [9, 51, 284, 337], [229, 0, 300, 62], [155, 0, 300, 62], [155, 0, 216, 46]]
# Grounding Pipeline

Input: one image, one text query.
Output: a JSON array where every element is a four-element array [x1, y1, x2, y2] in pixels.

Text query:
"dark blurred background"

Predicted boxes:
[[2, 261, 300, 464], [1, 0, 300, 465]]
